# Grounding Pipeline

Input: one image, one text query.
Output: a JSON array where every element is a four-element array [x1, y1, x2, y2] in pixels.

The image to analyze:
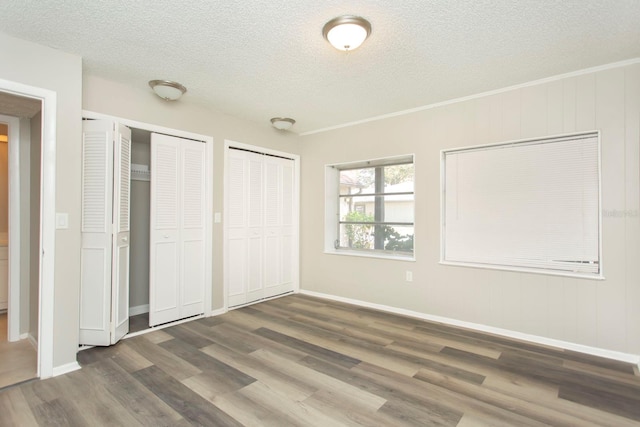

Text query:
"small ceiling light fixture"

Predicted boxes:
[[270, 117, 296, 131], [323, 15, 371, 51], [148, 80, 187, 101]]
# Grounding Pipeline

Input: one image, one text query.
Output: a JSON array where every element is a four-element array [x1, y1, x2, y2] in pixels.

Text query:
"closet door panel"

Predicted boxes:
[[180, 140, 205, 316], [227, 150, 248, 307], [150, 134, 180, 326], [181, 239, 204, 316], [246, 153, 264, 303], [111, 123, 131, 343], [80, 120, 114, 346], [227, 238, 247, 307], [280, 160, 295, 291], [152, 240, 179, 324]]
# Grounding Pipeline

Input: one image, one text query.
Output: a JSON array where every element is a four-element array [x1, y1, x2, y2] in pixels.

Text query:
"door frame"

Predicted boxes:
[[0, 78, 57, 379], [223, 140, 301, 310], [83, 110, 214, 319]]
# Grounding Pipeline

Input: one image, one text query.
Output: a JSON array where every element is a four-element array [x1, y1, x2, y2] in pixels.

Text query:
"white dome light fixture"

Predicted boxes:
[[323, 15, 371, 51], [270, 117, 296, 131], [149, 80, 187, 101]]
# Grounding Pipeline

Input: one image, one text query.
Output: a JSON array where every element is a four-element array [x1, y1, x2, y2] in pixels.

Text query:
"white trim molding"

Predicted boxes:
[[299, 290, 640, 367], [52, 361, 81, 377], [128, 304, 149, 316], [300, 58, 640, 136]]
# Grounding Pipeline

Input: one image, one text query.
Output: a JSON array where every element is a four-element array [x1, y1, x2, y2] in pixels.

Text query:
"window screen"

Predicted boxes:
[[442, 132, 600, 277]]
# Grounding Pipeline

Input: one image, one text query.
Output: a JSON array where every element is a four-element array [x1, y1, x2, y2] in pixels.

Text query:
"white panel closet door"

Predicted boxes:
[[150, 133, 205, 326], [80, 120, 130, 346]]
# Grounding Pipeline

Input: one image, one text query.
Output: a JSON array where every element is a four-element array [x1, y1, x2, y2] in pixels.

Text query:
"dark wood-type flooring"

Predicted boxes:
[[1, 294, 640, 426]]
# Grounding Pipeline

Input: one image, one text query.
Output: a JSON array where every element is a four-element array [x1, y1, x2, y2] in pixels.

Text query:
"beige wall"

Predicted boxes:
[[28, 111, 41, 340], [0, 32, 82, 368], [300, 63, 640, 356], [83, 74, 301, 312]]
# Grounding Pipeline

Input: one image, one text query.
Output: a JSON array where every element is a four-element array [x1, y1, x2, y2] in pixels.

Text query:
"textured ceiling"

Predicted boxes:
[[0, 91, 41, 119], [1, 1, 639, 134]]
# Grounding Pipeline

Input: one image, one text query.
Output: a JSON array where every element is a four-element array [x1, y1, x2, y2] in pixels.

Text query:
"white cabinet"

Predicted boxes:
[[149, 133, 205, 326], [227, 148, 296, 307], [79, 120, 131, 346]]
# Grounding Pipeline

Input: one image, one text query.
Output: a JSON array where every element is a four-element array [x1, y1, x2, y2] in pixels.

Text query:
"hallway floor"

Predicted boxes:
[[0, 313, 37, 389]]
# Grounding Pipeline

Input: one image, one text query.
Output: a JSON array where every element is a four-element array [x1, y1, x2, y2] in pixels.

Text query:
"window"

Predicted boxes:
[[326, 155, 414, 258], [441, 132, 601, 278]]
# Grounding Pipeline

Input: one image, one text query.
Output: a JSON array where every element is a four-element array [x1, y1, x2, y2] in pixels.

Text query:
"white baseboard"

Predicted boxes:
[[300, 290, 640, 367], [129, 304, 149, 316], [52, 361, 81, 377], [27, 333, 37, 350], [208, 308, 227, 317]]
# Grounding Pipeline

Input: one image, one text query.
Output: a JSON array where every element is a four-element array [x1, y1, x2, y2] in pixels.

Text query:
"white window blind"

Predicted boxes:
[[442, 132, 600, 277]]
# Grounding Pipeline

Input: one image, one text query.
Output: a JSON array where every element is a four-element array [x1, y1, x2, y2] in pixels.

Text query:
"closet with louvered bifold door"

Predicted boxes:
[[149, 132, 205, 326], [227, 147, 296, 308]]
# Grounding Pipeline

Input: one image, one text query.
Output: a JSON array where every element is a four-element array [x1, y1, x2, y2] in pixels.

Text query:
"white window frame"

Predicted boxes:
[[325, 154, 416, 261], [440, 131, 603, 279]]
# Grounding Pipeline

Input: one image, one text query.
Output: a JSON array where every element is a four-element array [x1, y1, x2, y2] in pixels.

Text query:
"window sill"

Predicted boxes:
[[439, 261, 604, 280], [324, 249, 415, 262]]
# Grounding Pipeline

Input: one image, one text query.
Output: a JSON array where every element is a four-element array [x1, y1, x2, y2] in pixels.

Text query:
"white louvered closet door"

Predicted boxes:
[[227, 149, 249, 307], [179, 139, 206, 319], [111, 124, 131, 343], [226, 148, 295, 308], [80, 120, 131, 346], [150, 133, 205, 326]]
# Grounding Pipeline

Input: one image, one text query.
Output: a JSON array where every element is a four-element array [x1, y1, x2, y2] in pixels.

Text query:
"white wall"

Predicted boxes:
[[300, 62, 640, 356], [83, 74, 301, 312], [0, 32, 82, 369]]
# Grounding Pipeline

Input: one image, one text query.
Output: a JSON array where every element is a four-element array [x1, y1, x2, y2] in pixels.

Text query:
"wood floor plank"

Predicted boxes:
[[0, 387, 39, 426], [200, 342, 318, 402], [87, 358, 186, 426], [124, 336, 201, 381], [160, 337, 254, 382], [250, 348, 386, 411], [133, 365, 243, 426], [238, 381, 346, 427]]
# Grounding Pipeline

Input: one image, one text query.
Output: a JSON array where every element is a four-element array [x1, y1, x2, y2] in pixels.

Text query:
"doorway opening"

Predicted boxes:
[[0, 93, 41, 388]]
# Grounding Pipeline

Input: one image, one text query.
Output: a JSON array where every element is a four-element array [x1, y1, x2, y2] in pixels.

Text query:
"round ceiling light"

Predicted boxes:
[[322, 15, 371, 51], [148, 80, 187, 101], [270, 117, 296, 131]]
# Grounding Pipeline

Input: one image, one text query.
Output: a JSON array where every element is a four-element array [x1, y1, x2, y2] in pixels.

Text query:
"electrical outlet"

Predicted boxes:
[[405, 271, 413, 282]]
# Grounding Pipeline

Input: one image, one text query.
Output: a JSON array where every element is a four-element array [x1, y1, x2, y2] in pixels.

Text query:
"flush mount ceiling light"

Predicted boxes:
[[148, 80, 187, 101], [270, 117, 296, 131], [323, 15, 371, 51]]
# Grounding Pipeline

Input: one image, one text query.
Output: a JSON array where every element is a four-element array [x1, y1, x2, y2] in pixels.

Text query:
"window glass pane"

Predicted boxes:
[[340, 197, 374, 223], [382, 197, 414, 223], [384, 164, 414, 191], [339, 168, 374, 195], [339, 223, 375, 250], [339, 224, 414, 253], [382, 225, 414, 253]]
